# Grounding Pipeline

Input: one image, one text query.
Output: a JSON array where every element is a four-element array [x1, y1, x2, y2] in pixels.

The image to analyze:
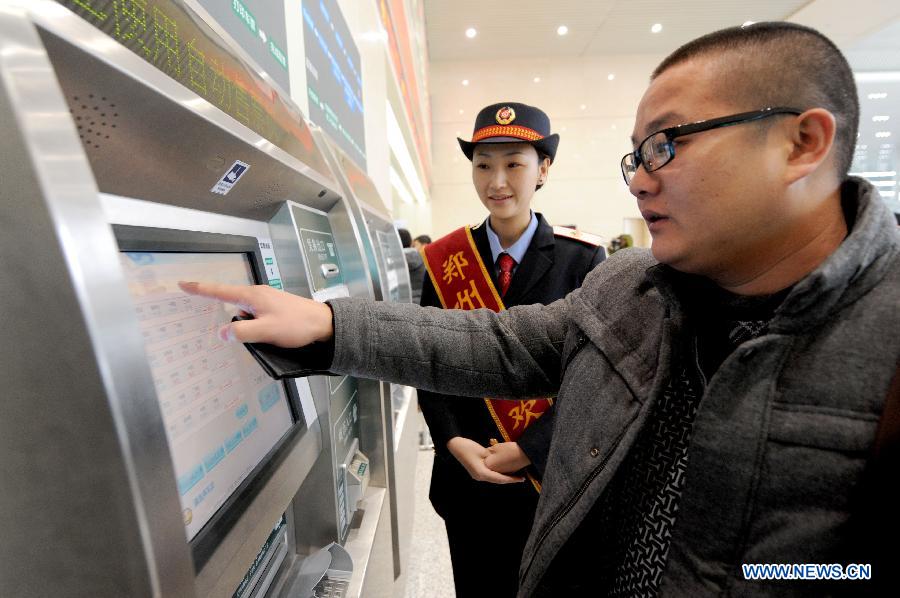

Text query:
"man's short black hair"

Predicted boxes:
[[397, 228, 412, 248], [414, 234, 432, 245], [653, 22, 859, 177]]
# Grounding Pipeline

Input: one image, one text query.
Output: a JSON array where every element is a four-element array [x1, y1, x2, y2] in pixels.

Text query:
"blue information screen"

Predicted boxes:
[[302, 0, 367, 168]]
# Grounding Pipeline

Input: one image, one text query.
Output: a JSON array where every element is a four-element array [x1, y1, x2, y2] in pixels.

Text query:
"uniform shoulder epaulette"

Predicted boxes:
[[553, 225, 604, 248]]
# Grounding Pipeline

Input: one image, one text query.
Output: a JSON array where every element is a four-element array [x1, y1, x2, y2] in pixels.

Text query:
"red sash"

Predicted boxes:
[[422, 226, 552, 492]]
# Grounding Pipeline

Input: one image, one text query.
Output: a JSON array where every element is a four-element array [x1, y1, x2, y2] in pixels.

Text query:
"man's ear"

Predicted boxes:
[[784, 108, 837, 184]]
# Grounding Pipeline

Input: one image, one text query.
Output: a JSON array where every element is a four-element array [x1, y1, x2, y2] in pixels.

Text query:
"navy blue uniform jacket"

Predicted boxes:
[[418, 213, 605, 517]]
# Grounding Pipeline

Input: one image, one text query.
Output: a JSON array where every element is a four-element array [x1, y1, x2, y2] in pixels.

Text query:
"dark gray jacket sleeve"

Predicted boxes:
[[516, 407, 554, 477], [415, 274, 466, 454], [327, 293, 575, 400]]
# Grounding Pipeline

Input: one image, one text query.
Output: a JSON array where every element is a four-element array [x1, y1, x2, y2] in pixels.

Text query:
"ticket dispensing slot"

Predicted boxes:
[[320, 263, 341, 279], [340, 439, 370, 522]]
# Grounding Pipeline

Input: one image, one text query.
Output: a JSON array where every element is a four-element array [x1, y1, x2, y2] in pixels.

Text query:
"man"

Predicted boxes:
[[412, 234, 431, 250], [183, 22, 900, 596], [397, 228, 425, 303]]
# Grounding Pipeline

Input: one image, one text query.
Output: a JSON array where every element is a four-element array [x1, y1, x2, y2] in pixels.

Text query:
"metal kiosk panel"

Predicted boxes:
[[311, 131, 421, 591], [0, 1, 397, 597]]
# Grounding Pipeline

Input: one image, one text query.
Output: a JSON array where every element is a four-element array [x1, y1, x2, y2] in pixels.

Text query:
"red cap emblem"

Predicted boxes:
[[495, 106, 516, 125]]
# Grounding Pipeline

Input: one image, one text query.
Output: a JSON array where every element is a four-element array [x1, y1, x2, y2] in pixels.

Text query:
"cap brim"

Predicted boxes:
[[458, 133, 560, 163]]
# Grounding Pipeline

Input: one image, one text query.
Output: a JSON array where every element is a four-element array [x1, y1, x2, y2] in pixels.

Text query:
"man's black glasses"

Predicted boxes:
[[620, 107, 803, 185]]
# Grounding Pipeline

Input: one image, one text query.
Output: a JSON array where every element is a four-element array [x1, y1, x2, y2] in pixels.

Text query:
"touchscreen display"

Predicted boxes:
[[119, 251, 294, 540]]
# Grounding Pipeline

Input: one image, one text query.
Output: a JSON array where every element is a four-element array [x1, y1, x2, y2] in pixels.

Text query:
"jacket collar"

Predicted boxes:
[[773, 178, 899, 332], [502, 213, 555, 303], [485, 210, 539, 265], [471, 213, 556, 303]]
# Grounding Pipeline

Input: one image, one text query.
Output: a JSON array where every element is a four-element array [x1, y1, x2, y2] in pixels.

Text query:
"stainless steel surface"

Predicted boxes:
[[359, 201, 413, 304], [33, 2, 342, 222], [2, 2, 352, 596], [342, 488, 392, 598], [271, 196, 395, 598], [388, 389, 420, 598], [312, 132, 417, 581], [3, 2, 413, 596], [311, 128, 383, 302], [269, 136, 405, 591], [101, 194, 275, 238], [0, 3, 194, 595]]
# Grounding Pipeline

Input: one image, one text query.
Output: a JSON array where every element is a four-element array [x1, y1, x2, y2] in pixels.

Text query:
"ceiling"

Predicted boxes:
[[844, 20, 900, 71], [424, 0, 900, 211], [424, 0, 810, 61]]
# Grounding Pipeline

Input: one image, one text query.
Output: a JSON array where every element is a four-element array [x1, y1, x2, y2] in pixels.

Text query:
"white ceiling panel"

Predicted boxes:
[[845, 20, 900, 71], [425, 0, 809, 61]]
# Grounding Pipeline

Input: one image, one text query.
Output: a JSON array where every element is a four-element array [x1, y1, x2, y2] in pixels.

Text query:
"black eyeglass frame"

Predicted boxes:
[[620, 106, 803, 184]]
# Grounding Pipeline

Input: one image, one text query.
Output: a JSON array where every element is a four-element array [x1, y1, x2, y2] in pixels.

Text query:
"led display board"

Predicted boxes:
[[302, 0, 367, 169], [195, 0, 290, 94], [59, 0, 331, 178]]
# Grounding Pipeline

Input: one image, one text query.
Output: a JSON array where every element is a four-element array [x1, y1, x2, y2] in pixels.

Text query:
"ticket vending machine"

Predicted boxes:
[[267, 197, 399, 596], [0, 1, 402, 596], [313, 133, 420, 588]]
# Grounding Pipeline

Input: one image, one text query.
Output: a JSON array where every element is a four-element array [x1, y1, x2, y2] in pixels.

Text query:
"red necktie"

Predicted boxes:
[[497, 253, 516, 297]]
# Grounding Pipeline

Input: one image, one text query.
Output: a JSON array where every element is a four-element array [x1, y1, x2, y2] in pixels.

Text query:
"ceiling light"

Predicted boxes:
[[458, 109, 464, 114], [879, 190, 896, 197], [855, 72, 900, 83], [580, 104, 587, 110], [389, 167, 414, 205], [871, 180, 897, 187], [742, 21, 756, 28], [651, 23, 663, 34], [607, 73, 615, 81], [533, 76, 541, 83], [461, 79, 469, 86], [868, 92, 888, 100], [873, 115, 890, 122], [557, 25, 568, 36], [360, 30, 387, 42], [876, 132, 892, 138], [849, 170, 896, 177], [465, 27, 477, 39], [386, 104, 427, 204]]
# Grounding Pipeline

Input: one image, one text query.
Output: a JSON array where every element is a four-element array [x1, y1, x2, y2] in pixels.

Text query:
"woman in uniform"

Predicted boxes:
[[418, 101, 605, 597]]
